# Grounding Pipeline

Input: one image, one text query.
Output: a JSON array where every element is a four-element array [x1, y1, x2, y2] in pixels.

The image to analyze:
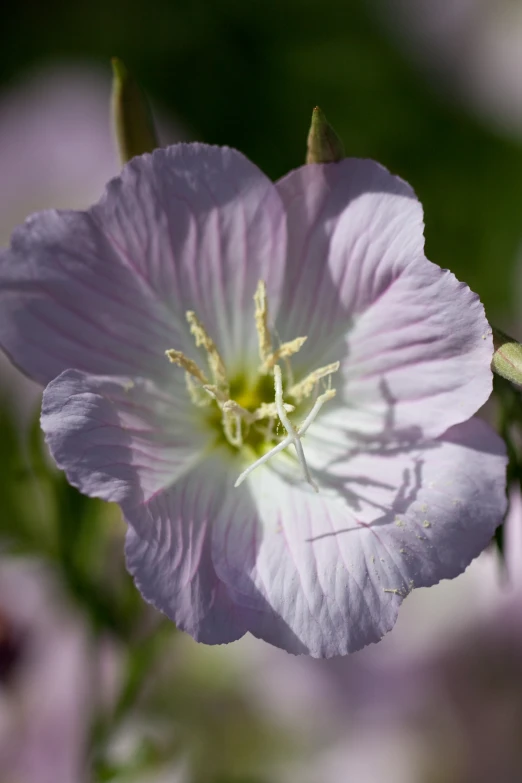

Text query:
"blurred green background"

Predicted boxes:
[[2, 0, 522, 319]]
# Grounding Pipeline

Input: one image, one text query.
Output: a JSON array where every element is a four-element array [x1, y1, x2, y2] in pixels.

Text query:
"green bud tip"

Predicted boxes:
[[491, 327, 522, 386], [111, 57, 158, 164], [306, 106, 345, 165]]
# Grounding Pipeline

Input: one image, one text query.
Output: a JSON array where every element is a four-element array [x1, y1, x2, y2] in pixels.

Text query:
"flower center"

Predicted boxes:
[[165, 281, 339, 491]]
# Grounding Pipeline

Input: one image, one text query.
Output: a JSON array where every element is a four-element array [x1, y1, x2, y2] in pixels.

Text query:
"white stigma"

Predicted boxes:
[[274, 365, 317, 492], [234, 373, 336, 491]]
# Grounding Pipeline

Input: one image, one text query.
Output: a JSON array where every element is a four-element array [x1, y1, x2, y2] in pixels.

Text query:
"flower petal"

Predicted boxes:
[[124, 417, 506, 657], [276, 159, 493, 439], [245, 416, 506, 656], [0, 210, 177, 385], [125, 451, 260, 646], [125, 448, 312, 652], [0, 144, 286, 385], [41, 369, 206, 507], [92, 143, 287, 376]]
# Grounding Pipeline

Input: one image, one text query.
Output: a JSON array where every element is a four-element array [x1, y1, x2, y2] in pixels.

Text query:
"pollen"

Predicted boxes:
[[263, 336, 307, 371], [254, 280, 273, 365], [166, 279, 339, 491], [165, 349, 208, 384], [290, 361, 340, 403], [186, 310, 228, 390]]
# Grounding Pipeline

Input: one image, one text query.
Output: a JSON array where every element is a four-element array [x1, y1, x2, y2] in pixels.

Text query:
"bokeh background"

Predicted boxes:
[[1, 1, 522, 781]]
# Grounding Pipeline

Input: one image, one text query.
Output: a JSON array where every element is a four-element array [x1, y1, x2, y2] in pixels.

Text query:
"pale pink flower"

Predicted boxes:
[[0, 144, 507, 655]]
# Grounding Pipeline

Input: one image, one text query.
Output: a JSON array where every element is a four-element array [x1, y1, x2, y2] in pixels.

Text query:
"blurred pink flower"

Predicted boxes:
[[378, 0, 522, 137], [0, 65, 120, 420], [0, 65, 119, 243], [0, 558, 93, 783]]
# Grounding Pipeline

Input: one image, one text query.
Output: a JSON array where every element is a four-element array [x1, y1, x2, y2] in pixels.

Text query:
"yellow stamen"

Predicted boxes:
[[222, 399, 253, 422], [203, 384, 229, 404], [221, 399, 295, 425], [263, 336, 307, 371], [254, 280, 273, 366], [165, 349, 208, 385], [186, 311, 228, 389], [166, 281, 339, 491], [185, 374, 211, 407], [289, 361, 340, 402], [223, 408, 242, 448], [252, 401, 295, 420]]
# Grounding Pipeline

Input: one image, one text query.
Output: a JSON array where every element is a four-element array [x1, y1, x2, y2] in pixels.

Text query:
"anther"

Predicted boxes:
[[252, 401, 295, 421], [166, 349, 208, 385], [263, 336, 307, 371], [186, 311, 228, 390], [223, 409, 242, 448], [221, 399, 295, 426], [289, 361, 340, 403], [203, 384, 229, 404], [186, 374, 211, 407], [254, 280, 273, 366], [222, 399, 255, 424]]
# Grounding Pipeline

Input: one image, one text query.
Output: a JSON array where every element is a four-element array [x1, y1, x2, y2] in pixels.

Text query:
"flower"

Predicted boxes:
[[0, 143, 507, 656]]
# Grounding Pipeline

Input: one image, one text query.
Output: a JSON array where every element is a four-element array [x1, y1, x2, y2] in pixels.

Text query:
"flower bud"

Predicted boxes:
[[492, 327, 522, 386], [306, 106, 345, 164], [111, 58, 158, 164]]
